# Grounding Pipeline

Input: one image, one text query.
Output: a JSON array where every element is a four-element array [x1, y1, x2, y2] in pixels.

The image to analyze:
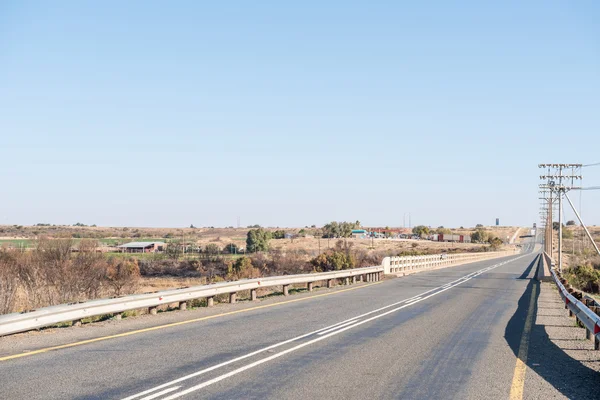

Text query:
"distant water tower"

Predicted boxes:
[[496, 218, 500, 226]]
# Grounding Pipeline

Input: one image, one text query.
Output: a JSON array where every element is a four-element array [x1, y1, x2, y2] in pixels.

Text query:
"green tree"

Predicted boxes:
[[272, 230, 286, 239], [205, 243, 221, 255], [224, 243, 238, 254], [436, 228, 451, 234], [310, 251, 356, 272], [475, 224, 484, 228], [246, 228, 271, 253], [322, 221, 360, 238], [566, 220, 576, 226], [230, 257, 253, 275], [412, 225, 430, 238], [488, 236, 503, 250], [322, 221, 339, 238], [471, 229, 488, 243]]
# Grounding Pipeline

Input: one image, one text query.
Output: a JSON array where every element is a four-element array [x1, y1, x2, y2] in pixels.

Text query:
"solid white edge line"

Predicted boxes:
[[123, 253, 530, 400]]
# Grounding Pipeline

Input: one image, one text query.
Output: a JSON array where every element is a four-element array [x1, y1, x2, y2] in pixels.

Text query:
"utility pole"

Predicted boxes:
[[539, 163, 583, 273], [558, 165, 563, 272]]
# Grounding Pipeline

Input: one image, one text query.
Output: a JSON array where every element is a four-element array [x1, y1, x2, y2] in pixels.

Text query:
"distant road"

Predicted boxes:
[[0, 240, 589, 399], [509, 227, 522, 244]]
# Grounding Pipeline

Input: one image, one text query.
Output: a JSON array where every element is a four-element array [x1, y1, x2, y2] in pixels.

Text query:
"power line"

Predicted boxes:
[[575, 186, 600, 191], [583, 162, 600, 167]]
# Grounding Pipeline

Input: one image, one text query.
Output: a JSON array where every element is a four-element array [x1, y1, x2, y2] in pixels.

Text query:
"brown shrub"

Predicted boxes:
[[105, 258, 140, 296]]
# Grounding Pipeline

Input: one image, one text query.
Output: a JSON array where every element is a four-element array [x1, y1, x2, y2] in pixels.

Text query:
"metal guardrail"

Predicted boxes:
[[0, 266, 384, 337], [0, 248, 520, 337], [383, 250, 516, 274], [547, 252, 600, 349]]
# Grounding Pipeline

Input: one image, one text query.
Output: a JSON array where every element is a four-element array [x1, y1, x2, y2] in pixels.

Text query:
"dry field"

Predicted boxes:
[[1, 225, 525, 311]]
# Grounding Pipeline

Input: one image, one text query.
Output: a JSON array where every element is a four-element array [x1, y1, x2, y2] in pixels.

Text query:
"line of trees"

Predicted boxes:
[[471, 229, 503, 249], [321, 221, 361, 238]]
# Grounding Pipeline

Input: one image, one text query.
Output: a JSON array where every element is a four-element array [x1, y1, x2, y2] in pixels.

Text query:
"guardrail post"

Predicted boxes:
[[586, 327, 592, 340], [178, 301, 187, 311], [207, 296, 214, 307], [149, 307, 158, 315], [283, 285, 290, 296], [345, 277, 350, 285], [569, 308, 573, 317], [327, 279, 333, 288], [115, 313, 122, 320], [595, 336, 600, 351], [352, 276, 356, 284], [307, 282, 313, 292], [229, 292, 237, 304], [251, 289, 257, 301], [73, 319, 82, 327]]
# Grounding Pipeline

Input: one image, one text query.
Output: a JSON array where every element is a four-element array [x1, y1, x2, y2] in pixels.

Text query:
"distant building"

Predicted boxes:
[[351, 229, 368, 239], [116, 242, 165, 253]]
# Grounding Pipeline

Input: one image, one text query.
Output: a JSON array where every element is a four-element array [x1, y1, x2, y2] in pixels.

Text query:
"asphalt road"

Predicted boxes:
[[1, 244, 590, 399]]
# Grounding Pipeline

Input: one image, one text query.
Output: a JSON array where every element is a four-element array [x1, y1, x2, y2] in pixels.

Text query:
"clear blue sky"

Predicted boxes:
[[1, 1, 599, 228]]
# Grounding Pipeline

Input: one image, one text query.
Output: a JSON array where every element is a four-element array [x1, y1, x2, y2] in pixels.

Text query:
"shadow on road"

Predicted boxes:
[[516, 255, 539, 280], [505, 261, 600, 399]]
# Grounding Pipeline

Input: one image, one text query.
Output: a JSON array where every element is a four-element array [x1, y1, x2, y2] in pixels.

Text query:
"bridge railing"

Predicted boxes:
[[0, 266, 384, 337], [383, 250, 517, 275]]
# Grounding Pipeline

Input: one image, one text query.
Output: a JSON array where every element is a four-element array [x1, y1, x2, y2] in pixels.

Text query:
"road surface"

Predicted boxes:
[[0, 244, 595, 399]]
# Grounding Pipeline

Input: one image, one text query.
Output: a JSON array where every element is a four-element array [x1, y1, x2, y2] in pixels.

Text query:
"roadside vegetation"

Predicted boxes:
[[0, 236, 388, 314], [0, 223, 518, 315], [560, 226, 600, 295], [0, 238, 140, 314], [564, 253, 600, 295]]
